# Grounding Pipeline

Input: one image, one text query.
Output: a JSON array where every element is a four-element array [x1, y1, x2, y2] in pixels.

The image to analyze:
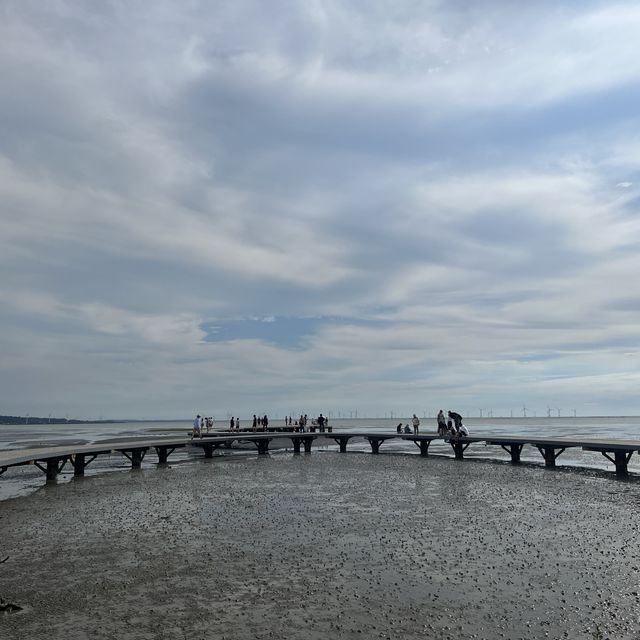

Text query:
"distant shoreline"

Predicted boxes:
[[0, 416, 122, 425]]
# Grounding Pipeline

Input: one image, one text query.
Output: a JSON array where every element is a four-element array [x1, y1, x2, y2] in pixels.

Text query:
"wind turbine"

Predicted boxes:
[[557, 408, 561, 417], [547, 406, 551, 418], [522, 405, 527, 418]]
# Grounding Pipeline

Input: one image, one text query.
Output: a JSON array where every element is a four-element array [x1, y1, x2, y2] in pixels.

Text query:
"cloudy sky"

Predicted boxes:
[[2, 1, 640, 420]]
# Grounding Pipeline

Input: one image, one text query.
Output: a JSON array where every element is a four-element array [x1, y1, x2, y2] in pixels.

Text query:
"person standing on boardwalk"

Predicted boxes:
[[437, 410, 447, 436], [230, 416, 235, 431], [412, 414, 420, 435], [192, 414, 202, 439], [262, 414, 268, 431], [252, 414, 257, 431]]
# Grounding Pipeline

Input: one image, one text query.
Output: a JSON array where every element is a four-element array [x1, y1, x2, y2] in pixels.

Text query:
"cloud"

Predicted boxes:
[[1, 1, 640, 417]]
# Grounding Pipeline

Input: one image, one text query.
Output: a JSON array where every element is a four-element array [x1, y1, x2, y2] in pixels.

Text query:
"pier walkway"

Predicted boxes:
[[1, 431, 640, 486]]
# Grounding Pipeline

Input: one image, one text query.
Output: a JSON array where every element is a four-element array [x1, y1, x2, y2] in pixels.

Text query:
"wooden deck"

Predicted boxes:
[[2, 431, 640, 485]]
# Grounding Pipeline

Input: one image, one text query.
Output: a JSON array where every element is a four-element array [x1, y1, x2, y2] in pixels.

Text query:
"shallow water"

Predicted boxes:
[[2, 417, 640, 502]]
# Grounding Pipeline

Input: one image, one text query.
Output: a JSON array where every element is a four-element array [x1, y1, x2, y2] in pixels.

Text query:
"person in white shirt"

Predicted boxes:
[[192, 414, 202, 439], [412, 414, 420, 435]]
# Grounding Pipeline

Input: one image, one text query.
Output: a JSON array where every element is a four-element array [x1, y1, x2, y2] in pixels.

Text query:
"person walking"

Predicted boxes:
[[412, 414, 420, 435]]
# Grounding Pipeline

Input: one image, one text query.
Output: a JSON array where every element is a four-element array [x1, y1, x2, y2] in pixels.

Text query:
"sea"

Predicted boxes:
[[1, 416, 639, 501]]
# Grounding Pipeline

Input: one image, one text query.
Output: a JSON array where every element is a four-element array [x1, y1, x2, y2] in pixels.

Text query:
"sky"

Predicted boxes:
[[1, 1, 640, 420]]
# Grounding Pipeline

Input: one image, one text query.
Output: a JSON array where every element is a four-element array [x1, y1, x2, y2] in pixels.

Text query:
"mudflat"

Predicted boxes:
[[1, 452, 639, 639]]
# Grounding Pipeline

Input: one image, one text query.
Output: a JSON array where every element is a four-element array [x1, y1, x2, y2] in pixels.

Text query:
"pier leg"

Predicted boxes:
[[40, 457, 67, 483], [291, 438, 301, 454], [367, 438, 381, 454], [203, 444, 214, 459], [615, 451, 630, 477], [155, 447, 176, 464], [303, 438, 313, 453], [46, 459, 59, 482], [333, 437, 349, 453], [536, 446, 565, 468], [450, 440, 469, 460], [72, 454, 98, 476], [131, 449, 145, 469], [73, 454, 85, 476], [510, 444, 523, 464], [601, 451, 633, 477], [501, 444, 523, 464], [255, 439, 271, 455], [415, 440, 430, 457]]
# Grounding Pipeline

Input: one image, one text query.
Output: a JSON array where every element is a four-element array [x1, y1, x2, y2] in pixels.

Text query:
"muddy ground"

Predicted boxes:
[[1, 451, 639, 639]]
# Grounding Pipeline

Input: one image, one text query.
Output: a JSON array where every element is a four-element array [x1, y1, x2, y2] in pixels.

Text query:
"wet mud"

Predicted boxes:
[[1, 452, 639, 639]]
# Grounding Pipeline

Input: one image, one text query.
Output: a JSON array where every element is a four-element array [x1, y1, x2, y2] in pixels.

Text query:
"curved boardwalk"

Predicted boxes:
[[2, 431, 640, 486]]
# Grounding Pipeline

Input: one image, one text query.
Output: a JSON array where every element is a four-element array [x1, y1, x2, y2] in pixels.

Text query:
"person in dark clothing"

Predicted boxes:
[[262, 415, 268, 431], [396, 423, 403, 434], [448, 411, 463, 430]]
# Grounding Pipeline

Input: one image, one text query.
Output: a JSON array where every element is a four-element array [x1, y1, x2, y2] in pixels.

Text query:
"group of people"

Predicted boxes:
[[226, 414, 271, 432], [396, 414, 421, 435], [192, 415, 214, 438], [191, 413, 271, 438], [192, 410, 468, 440], [436, 410, 469, 439]]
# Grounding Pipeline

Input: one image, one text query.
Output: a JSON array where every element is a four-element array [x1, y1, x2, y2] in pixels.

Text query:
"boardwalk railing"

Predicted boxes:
[[1, 432, 640, 486]]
